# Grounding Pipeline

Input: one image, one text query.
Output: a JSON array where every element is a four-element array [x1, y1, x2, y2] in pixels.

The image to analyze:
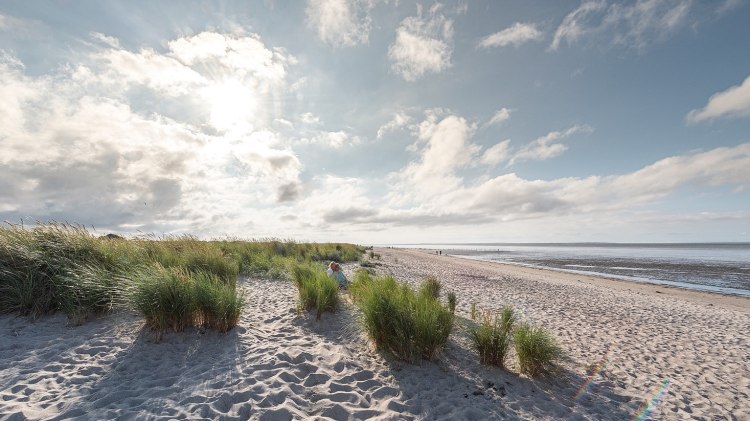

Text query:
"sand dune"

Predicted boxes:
[[1, 247, 748, 420]]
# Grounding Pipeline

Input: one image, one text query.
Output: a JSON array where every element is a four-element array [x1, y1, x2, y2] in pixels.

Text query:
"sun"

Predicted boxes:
[[203, 78, 258, 132]]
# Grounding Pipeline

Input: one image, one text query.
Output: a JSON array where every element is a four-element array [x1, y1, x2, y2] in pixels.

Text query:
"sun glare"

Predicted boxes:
[[203, 79, 258, 132]]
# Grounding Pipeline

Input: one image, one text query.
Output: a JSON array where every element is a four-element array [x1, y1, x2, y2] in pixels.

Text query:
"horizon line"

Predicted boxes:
[[380, 242, 750, 246]]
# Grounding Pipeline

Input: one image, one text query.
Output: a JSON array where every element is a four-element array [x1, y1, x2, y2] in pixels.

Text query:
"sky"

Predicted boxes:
[[1, 0, 749, 244]]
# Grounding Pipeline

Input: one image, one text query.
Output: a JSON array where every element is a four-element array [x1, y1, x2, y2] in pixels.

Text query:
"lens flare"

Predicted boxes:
[[574, 345, 611, 401], [633, 379, 671, 421]]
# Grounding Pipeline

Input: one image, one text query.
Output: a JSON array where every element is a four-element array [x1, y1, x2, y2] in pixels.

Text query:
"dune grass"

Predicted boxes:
[[470, 306, 515, 368], [0, 223, 127, 322], [131, 264, 244, 338], [193, 271, 244, 333], [349, 268, 373, 302], [514, 322, 563, 376], [290, 263, 339, 320], [354, 275, 454, 363], [0, 222, 362, 332], [447, 290, 457, 314], [131, 264, 197, 335], [419, 275, 441, 300]]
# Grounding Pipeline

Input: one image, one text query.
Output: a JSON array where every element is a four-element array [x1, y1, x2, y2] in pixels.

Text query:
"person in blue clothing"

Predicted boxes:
[[327, 261, 348, 289]]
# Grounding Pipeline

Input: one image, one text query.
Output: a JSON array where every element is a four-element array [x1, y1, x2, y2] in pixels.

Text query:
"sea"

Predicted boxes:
[[388, 243, 750, 297]]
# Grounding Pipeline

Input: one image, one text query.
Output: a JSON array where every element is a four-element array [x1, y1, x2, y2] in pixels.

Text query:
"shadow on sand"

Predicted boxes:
[[300, 300, 640, 420]]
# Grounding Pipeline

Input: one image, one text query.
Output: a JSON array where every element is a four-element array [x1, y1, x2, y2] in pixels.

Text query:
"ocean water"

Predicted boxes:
[[390, 243, 750, 297]]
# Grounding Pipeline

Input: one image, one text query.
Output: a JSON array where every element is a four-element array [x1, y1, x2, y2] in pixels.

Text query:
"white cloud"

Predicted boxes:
[[0, 69, 200, 227], [317, 131, 351, 148], [478, 23, 543, 49], [389, 110, 478, 201], [717, 0, 743, 14], [551, 0, 692, 51], [509, 124, 593, 166], [87, 31, 294, 135], [485, 107, 511, 126], [328, 141, 750, 229], [299, 175, 375, 226], [285, 106, 749, 232], [396, 142, 750, 226], [608, 143, 750, 202], [0, 32, 305, 233], [551, 1, 607, 50], [93, 31, 294, 96], [305, 0, 373, 46], [273, 118, 294, 130], [90, 31, 120, 48], [480, 139, 512, 166], [300, 112, 321, 125], [93, 46, 204, 95], [376, 112, 412, 138], [301, 130, 361, 148], [0, 13, 39, 34], [385, 115, 592, 213], [388, 4, 454, 81], [686, 74, 750, 123], [168, 32, 293, 82]]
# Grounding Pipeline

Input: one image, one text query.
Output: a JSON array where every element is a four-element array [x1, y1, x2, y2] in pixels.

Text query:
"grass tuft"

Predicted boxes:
[[355, 275, 454, 363], [349, 268, 373, 303], [0, 222, 127, 322], [131, 264, 196, 336], [470, 306, 515, 368], [447, 290, 457, 314], [419, 276, 442, 300], [291, 263, 339, 320], [0, 223, 363, 334], [514, 322, 563, 377], [193, 271, 244, 333]]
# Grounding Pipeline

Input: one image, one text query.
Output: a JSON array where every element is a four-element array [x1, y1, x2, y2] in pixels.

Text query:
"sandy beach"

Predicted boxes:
[[1, 247, 748, 420]]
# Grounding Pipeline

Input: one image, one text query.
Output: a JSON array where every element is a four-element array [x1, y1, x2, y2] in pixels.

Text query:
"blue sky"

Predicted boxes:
[[1, 0, 749, 243]]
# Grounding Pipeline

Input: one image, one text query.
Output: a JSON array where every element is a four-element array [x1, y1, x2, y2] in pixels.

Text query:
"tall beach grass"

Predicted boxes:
[[419, 276, 441, 300], [354, 275, 454, 363], [0, 223, 128, 322], [291, 263, 339, 319], [470, 306, 515, 368], [0, 222, 362, 333], [514, 322, 563, 376]]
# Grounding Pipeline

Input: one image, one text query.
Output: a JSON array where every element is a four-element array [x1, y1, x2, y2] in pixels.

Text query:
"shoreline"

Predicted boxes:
[[454, 253, 750, 298], [391, 247, 750, 313], [374, 247, 750, 419]]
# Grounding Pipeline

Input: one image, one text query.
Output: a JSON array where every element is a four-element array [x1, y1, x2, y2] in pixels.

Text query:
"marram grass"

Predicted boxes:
[[193, 271, 244, 333], [419, 275, 441, 300], [132, 264, 197, 335], [446, 290, 457, 314], [470, 306, 515, 368], [291, 263, 339, 320], [131, 265, 244, 337], [355, 275, 454, 363], [0, 222, 128, 322], [514, 322, 563, 377], [0, 222, 362, 333]]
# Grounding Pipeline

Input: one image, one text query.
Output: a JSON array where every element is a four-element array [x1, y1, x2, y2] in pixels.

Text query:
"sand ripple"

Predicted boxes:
[[2, 248, 748, 420]]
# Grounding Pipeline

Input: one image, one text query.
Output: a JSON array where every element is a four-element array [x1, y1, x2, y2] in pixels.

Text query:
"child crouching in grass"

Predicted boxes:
[[327, 262, 349, 289]]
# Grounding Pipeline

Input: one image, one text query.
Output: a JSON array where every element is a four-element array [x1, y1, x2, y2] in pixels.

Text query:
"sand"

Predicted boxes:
[[1, 247, 748, 420]]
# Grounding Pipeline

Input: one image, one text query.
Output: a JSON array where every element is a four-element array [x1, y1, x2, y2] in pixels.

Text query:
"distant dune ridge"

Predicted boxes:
[[1, 247, 748, 419]]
